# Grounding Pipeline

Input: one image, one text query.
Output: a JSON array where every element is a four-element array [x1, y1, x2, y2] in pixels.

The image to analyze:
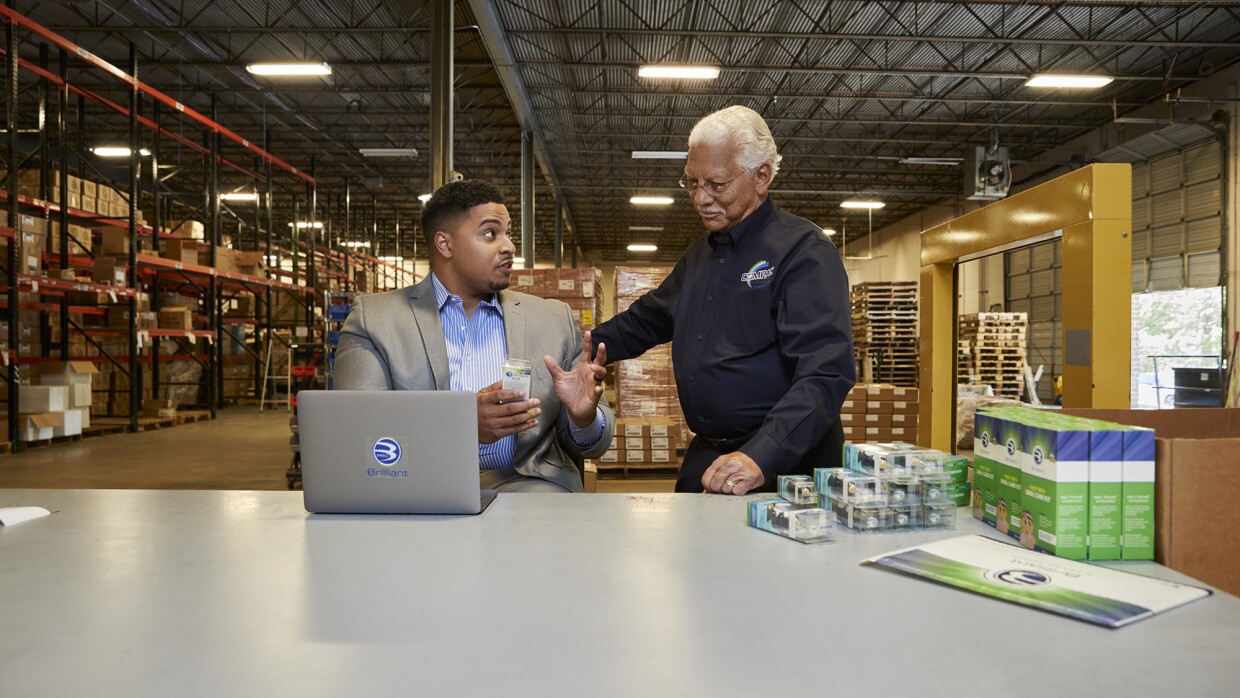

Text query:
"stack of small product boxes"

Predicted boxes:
[[748, 443, 966, 542], [972, 406, 1154, 561]]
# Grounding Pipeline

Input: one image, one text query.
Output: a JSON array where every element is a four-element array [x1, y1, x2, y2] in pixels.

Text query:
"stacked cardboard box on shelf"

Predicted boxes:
[[850, 281, 918, 387], [839, 383, 919, 444], [0, 362, 98, 440], [958, 312, 1028, 400], [3, 213, 49, 276], [11, 169, 149, 227], [509, 268, 604, 331], [597, 417, 683, 470], [612, 267, 689, 448]]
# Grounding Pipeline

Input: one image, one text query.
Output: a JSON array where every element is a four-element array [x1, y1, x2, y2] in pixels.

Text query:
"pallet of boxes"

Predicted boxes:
[[508, 267, 604, 334], [598, 417, 684, 475], [606, 267, 690, 475], [839, 383, 920, 444]]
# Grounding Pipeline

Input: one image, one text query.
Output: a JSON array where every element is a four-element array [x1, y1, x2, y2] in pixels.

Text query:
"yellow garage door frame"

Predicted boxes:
[[919, 163, 1133, 451]]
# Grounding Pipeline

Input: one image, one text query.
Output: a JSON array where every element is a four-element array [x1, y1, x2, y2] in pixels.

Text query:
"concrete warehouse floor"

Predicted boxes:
[[0, 406, 675, 493]]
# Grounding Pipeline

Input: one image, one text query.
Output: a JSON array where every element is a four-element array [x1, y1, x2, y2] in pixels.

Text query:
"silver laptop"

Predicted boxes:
[[298, 390, 497, 515]]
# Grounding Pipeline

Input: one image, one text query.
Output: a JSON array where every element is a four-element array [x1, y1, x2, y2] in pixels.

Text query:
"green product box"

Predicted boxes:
[[1120, 427, 1156, 560], [972, 411, 1000, 527], [947, 481, 972, 508], [980, 408, 1023, 539], [1085, 424, 1124, 561], [943, 455, 970, 484], [1020, 417, 1090, 560]]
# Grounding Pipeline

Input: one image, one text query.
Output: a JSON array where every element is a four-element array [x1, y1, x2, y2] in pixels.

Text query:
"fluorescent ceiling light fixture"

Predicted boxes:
[[899, 157, 962, 165], [1025, 74, 1112, 88], [91, 146, 150, 157], [822, 228, 837, 237], [840, 200, 885, 210], [288, 221, 323, 229], [630, 196, 674, 206], [631, 150, 688, 159], [418, 193, 432, 203], [246, 62, 332, 77], [378, 256, 404, 262], [340, 241, 371, 248], [628, 225, 664, 231], [359, 148, 419, 158], [627, 244, 658, 252], [220, 192, 258, 202], [638, 65, 719, 80]]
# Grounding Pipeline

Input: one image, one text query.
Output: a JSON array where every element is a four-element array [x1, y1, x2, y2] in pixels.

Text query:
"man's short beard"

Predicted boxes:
[[490, 279, 510, 292]]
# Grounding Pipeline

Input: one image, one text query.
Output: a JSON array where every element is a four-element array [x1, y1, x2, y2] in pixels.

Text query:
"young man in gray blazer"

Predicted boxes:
[[332, 180, 614, 493]]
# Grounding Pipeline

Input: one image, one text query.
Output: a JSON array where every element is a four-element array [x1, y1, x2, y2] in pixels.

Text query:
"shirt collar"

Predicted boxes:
[[430, 271, 503, 315], [708, 196, 774, 249]]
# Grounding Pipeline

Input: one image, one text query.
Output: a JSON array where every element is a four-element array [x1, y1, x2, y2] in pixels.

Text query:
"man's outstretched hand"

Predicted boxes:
[[544, 330, 607, 427]]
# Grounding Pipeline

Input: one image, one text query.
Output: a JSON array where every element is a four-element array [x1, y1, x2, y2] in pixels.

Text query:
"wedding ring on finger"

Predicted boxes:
[[725, 479, 737, 489]]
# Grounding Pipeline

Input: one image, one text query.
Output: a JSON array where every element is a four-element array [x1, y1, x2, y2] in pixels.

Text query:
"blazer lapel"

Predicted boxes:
[[408, 278, 451, 390], [500, 291, 525, 361]]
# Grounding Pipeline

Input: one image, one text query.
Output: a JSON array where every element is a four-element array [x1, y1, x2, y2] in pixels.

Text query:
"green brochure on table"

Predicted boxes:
[[863, 535, 1210, 628]]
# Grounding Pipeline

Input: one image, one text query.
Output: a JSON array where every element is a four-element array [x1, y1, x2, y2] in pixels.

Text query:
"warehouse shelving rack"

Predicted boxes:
[[1, 7, 327, 448]]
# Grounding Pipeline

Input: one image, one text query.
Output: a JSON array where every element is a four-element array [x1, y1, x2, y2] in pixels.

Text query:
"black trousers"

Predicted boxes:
[[674, 420, 845, 493]]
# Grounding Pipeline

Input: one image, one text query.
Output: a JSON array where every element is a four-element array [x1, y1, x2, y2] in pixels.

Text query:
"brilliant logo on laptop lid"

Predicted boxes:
[[369, 437, 410, 478]]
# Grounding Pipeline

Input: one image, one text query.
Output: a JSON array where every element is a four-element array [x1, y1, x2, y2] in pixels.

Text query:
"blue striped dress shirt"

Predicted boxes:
[[431, 273, 604, 471], [432, 273, 513, 470]]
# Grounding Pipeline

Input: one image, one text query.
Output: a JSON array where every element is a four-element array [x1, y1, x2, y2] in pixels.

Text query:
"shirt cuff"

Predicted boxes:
[[568, 407, 606, 448]]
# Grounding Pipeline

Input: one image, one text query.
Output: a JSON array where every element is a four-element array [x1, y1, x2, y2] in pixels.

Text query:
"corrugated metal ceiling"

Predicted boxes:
[[11, 0, 1240, 264]]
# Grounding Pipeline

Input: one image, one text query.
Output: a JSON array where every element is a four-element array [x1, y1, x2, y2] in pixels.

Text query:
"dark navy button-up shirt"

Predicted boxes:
[[592, 196, 856, 483]]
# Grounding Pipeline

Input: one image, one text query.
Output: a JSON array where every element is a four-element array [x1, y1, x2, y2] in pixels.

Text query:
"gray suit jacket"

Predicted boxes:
[[333, 276, 615, 492]]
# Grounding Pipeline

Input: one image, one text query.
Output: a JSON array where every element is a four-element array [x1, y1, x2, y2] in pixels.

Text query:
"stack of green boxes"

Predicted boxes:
[[972, 406, 1154, 561]]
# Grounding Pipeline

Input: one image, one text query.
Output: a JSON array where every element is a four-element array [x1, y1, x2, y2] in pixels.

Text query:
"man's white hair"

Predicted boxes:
[[687, 105, 782, 179]]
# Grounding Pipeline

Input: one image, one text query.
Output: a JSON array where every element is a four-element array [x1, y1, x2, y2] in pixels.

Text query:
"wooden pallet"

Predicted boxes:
[[176, 410, 211, 424], [83, 424, 127, 438], [20, 434, 84, 449], [93, 416, 178, 431]]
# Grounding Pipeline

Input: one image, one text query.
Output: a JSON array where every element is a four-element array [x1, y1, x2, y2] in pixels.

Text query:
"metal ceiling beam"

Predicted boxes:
[[465, 0, 576, 253], [505, 27, 1240, 50], [513, 61, 1187, 82]]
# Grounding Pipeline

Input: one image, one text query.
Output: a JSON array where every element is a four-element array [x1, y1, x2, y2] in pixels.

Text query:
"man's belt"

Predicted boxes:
[[695, 428, 759, 452]]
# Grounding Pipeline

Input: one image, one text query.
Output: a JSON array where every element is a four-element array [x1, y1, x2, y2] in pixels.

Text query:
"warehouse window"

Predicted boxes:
[[1131, 287, 1224, 408]]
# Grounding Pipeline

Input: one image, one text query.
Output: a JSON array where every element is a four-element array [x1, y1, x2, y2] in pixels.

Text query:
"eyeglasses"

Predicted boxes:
[[678, 174, 740, 195]]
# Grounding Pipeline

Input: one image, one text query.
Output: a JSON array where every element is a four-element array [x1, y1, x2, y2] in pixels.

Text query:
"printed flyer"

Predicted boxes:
[[864, 535, 1211, 628]]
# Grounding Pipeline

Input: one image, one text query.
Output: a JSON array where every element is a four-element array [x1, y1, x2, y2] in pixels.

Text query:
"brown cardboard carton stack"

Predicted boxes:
[[509, 268, 605, 331], [612, 267, 689, 446], [839, 383, 919, 443], [597, 416, 683, 469]]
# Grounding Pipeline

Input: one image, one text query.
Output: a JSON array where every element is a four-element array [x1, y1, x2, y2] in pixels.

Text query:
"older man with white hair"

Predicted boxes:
[[591, 105, 856, 495]]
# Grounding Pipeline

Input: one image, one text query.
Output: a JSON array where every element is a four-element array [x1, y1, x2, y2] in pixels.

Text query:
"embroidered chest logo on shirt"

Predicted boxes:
[[740, 260, 774, 288]]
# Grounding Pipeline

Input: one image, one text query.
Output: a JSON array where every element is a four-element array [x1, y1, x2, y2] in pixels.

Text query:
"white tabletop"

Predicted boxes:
[[2, 489, 1237, 697]]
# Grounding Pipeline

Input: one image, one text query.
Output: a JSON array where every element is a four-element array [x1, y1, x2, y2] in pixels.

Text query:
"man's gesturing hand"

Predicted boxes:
[[544, 330, 607, 428], [477, 381, 541, 444]]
